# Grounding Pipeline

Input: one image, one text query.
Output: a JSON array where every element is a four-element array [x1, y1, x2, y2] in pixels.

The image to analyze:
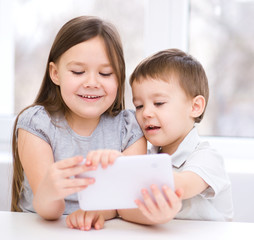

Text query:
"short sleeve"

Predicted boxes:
[[16, 105, 55, 145], [182, 142, 231, 199], [120, 109, 144, 151]]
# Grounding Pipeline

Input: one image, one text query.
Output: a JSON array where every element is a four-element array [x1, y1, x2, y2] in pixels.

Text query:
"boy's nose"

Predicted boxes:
[[142, 106, 154, 118]]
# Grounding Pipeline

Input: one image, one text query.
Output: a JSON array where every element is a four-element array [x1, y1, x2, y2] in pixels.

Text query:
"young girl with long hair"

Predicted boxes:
[[11, 16, 146, 230]]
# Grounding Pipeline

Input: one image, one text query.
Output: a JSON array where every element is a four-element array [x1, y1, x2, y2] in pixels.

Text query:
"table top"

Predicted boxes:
[[1, 211, 253, 240]]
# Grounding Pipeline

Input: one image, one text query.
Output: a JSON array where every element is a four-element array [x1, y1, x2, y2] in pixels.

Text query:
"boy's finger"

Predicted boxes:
[[163, 185, 182, 209], [141, 188, 158, 214], [175, 188, 184, 199], [150, 184, 169, 211]]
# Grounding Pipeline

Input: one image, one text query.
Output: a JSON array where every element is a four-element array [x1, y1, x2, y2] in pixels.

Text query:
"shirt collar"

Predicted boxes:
[[170, 127, 201, 168]]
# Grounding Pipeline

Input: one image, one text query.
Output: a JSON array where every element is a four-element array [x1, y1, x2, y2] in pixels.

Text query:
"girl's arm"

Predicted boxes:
[[122, 136, 147, 155], [65, 136, 147, 230], [18, 129, 94, 220], [66, 209, 117, 231]]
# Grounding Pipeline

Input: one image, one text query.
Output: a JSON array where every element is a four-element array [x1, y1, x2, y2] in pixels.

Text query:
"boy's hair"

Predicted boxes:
[[130, 48, 209, 123], [11, 16, 125, 212]]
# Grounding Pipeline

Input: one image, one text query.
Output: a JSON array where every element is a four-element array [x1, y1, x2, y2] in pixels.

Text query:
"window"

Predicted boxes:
[[1, 0, 253, 162], [190, 0, 254, 138], [0, 0, 188, 153]]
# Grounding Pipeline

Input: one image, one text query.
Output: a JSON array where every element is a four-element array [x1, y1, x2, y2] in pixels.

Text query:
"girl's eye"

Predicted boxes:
[[71, 71, 85, 75], [154, 102, 165, 106], [99, 72, 112, 77], [135, 105, 143, 110]]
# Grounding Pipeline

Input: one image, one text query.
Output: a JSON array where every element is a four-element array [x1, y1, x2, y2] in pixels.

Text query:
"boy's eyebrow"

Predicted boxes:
[[133, 92, 169, 102]]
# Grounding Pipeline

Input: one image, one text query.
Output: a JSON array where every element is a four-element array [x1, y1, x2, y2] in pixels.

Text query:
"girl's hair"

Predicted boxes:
[[11, 16, 125, 211], [129, 48, 209, 123]]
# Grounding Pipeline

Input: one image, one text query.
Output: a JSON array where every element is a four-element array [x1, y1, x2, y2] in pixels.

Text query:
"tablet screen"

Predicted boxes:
[[77, 154, 174, 210]]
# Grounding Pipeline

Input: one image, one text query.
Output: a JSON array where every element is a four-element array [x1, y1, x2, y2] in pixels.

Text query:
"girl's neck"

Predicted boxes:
[[65, 113, 101, 136]]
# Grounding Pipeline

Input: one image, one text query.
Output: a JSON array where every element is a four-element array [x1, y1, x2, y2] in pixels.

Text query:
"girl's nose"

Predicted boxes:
[[83, 73, 100, 88]]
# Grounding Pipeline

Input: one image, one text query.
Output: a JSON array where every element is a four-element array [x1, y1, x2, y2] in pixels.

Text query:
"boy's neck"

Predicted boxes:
[[159, 126, 195, 155]]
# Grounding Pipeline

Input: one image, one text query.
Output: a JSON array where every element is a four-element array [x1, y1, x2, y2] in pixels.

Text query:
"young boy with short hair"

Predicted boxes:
[[126, 49, 233, 222]]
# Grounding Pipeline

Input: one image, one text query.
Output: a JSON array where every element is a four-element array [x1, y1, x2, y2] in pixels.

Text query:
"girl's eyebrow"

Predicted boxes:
[[67, 61, 112, 67], [67, 61, 85, 67]]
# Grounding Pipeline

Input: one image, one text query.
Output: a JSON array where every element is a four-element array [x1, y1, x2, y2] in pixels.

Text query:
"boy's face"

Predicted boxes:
[[132, 77, 195, 154]]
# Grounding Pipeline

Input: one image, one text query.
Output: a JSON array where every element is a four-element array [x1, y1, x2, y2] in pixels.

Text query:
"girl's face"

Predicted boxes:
[[132, 77, 195, 155], [50, 36, 118, 125]]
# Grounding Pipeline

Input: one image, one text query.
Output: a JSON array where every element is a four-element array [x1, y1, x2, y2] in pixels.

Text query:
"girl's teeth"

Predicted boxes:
[[83, 95, 98, 99]]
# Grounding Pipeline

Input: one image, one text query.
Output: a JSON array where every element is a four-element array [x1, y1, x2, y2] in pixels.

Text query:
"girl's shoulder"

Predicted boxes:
[[103, 109, 137, 126], [16, 105, 56, 144], [18, 105, 51, 125]]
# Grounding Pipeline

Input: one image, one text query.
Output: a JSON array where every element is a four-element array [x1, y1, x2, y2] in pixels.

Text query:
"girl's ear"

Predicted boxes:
[[49, 62, 60, 86], [190, 95, 206, 119]]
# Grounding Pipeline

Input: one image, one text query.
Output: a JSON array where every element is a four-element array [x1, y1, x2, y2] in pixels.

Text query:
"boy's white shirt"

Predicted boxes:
[[148, 127, 234, 221]]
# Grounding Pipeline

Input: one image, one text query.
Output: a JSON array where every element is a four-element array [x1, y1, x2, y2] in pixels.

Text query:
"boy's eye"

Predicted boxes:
[[99, 72, 112, 77], [135, 105, 143, 110], [71, 71, 85, 75], [154, 102, 165, 106]]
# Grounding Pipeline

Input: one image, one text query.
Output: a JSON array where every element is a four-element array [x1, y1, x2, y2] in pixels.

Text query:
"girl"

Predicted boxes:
[[11, 16, 146, 229]]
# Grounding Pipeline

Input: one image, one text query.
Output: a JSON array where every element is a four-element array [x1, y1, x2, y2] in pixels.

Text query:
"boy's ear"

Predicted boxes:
[[190, 95, 206, 119], [49, 62, 60, 86]]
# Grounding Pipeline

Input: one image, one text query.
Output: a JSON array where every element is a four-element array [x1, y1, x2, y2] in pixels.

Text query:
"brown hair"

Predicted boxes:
[[11, 16, 125, 211], [130, 48, 209, 123]]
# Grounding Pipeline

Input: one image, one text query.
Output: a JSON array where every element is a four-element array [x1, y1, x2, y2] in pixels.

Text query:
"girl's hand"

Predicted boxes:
[[135, 184, 183, 224], [38, 156, 95, 202], [85, 149, 123, 169], [66, 209, 112, 231]]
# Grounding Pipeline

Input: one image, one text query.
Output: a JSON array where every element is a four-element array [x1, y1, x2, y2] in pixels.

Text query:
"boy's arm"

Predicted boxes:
[[173, 171, 208, 199], [117, 209, 155, 225], [118, 171, 208, 225], [117, 185, 183, 225]]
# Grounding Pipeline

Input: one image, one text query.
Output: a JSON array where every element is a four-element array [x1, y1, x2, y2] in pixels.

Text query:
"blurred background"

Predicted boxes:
[[1, 0, 254, 140]]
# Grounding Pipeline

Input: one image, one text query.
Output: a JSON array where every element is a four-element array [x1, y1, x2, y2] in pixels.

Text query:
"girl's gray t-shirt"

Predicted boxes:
[[16, 105, 143, 214]]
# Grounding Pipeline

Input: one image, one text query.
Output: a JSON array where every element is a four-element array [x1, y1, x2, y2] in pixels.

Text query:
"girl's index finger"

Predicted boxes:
[[56, 156, 84, 169]]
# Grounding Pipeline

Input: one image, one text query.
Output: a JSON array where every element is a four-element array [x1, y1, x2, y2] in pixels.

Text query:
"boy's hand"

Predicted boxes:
[[85, 149, 123, 169], [66, 209, 105, 231], [135, 185, 183, 224]]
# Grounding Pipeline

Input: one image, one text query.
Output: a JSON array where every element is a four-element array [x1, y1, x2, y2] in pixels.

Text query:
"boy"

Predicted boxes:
[[124, 49, 233, 222]]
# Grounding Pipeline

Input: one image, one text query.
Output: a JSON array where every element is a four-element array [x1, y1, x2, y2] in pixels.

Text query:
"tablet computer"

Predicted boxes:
[[77, 154, 174, 211]]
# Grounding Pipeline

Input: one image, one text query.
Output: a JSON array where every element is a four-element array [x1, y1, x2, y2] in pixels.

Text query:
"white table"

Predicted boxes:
[[1, 211, 253, 240]]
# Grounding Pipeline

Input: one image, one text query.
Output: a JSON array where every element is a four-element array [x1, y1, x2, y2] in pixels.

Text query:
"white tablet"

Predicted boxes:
[[77, 154, 174, 211]]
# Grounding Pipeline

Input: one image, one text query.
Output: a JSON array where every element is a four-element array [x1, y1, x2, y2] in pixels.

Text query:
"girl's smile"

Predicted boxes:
[[77, 94, 104, 102]]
